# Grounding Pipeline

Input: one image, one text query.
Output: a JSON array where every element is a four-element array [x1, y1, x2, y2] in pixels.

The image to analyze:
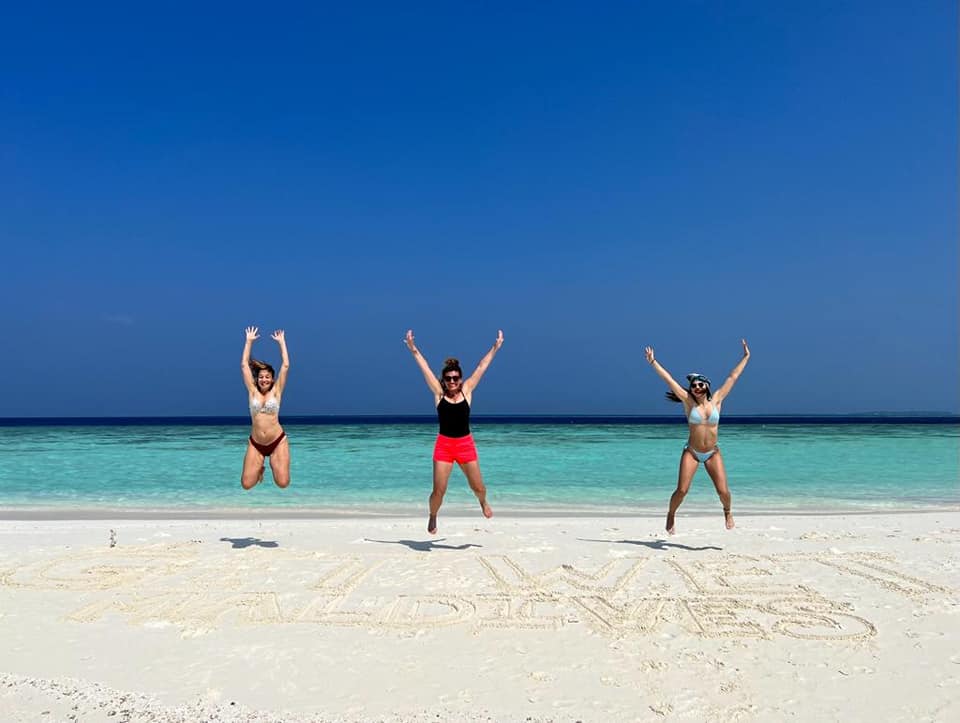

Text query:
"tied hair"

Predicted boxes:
[[441, 357, 461, 376], [440, 357, 463, 391]]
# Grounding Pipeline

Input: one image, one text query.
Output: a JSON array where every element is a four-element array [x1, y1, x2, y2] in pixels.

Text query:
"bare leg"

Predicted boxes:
[[241, 442, 266, 490], [268, 437, 291, 489], [429, 461, 454, 534], [460, 461, 493, 519], [666, 450, 699, 535], [704, 451, 734, 529]]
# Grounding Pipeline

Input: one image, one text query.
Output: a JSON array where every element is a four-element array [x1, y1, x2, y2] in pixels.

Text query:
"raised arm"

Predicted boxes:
[[464, 330, 504, 393], [713, 339, 750, 403], [271, 329, 291, 395], [645, 346, 689, 401], [241, 326, 259, 394], [405, 329, 443, 396]]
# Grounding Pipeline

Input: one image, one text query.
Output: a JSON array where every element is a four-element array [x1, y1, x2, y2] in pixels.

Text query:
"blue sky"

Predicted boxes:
[[2, 1, 956, 416]]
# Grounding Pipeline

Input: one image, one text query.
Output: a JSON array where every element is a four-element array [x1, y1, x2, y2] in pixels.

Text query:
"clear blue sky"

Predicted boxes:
[[2, 1, 956, 416]]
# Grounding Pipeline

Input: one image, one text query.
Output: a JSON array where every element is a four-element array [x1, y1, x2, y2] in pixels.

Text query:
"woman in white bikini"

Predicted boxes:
[[645, 340, 750, 534], [241, 326, 290, 489]]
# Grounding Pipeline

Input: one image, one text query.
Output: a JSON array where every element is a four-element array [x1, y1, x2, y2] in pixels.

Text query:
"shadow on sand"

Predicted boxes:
[[577, 537, 722, 552], [220, 537, 280, 549], [364, 538, 483, 552]]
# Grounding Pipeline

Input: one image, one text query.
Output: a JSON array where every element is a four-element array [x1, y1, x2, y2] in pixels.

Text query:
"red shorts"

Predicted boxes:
[[433, 434, 478, 464]]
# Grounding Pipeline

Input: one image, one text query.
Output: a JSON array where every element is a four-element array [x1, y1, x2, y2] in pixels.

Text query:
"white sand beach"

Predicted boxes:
[[1, 510, 958, 722]]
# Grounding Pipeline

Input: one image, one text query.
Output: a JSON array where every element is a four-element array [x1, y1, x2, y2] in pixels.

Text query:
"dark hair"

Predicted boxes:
[[440, 357, 462, 383], [250, 359, 276, 390], [665, 382, 712, 403]]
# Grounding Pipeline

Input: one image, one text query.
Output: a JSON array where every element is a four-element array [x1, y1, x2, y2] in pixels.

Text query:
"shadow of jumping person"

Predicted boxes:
[[219, 537, 280, 549], [577, 537, 722, 552], [364, 538, 483, 552]]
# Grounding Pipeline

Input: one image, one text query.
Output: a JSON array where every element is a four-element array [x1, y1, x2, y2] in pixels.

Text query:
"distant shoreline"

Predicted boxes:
[[2, 414, 958, 426]]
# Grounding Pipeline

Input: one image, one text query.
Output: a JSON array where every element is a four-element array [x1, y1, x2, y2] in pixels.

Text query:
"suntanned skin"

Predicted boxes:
[[645, 340, 751, 535], [405, 329, 503, 534], [240, 326, 291, 490]]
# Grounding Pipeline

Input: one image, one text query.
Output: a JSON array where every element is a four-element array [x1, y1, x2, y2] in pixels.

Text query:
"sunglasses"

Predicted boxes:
[[443, 375, 461, 382], [690, 382, 708, 389]]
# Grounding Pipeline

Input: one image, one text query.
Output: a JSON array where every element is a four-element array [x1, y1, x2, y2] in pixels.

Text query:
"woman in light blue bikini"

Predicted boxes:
[[645, 340, 750, 534]]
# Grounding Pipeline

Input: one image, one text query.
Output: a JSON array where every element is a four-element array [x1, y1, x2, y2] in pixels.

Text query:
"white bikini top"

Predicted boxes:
[[250, 394, 280, 416]]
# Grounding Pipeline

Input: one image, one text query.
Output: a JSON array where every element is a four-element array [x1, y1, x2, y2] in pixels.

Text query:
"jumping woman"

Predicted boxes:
[[241, 326, 291, 490], [405, 328, 503, 534], [645, 340, 750, 534]]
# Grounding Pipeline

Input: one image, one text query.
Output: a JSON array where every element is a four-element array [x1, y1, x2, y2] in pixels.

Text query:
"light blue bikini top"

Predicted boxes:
[[687, 404, 719, 426], [250, 394, 280, 416]]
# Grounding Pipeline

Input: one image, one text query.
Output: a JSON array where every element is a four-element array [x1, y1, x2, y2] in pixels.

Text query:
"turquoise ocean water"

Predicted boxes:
[[2, 418, 957, 515]]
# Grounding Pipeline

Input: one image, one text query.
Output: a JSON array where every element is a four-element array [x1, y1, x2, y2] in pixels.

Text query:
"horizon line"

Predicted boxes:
[[1, 412, 958, 425]]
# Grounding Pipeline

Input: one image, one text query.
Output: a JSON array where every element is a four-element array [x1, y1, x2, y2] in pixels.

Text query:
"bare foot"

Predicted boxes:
[[724, 508, 735, 530], [427, 514, 438, 535], [480, 501, 493, 519], [666, 512, 676, 536]]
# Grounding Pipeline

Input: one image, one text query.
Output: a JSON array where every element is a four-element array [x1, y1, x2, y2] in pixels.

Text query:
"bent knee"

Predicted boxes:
[[274, 477, 291, 489], [241, 478, 258, 491]]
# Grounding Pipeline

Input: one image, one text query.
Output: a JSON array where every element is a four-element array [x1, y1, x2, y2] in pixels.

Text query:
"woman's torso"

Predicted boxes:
[[249, 393, 283, 442], [684, 400, 720, 452], [437, 393, 471, 438]]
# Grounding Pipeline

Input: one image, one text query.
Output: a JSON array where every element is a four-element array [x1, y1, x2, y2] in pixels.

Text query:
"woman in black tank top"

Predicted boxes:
[[405, 328, 504, 535]]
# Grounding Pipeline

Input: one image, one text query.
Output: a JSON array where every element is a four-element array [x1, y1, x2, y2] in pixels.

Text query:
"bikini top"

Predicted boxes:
[[687, 404, 719, 426], [250, 394, 280, 416], [437, 394, 470, 438]]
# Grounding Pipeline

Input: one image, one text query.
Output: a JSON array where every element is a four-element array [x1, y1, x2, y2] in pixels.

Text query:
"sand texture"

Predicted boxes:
[[1, 511, 958, 722]]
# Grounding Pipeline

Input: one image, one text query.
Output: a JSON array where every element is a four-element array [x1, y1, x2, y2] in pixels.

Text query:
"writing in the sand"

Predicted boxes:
[[0, 546, 948, 641]]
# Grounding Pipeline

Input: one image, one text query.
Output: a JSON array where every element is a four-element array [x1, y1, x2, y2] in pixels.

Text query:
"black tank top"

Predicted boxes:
[[437, 395, 470, 438]]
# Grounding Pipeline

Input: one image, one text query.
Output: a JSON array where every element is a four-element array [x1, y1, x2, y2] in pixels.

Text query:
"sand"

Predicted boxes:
[[1, 510, 958, 722]]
